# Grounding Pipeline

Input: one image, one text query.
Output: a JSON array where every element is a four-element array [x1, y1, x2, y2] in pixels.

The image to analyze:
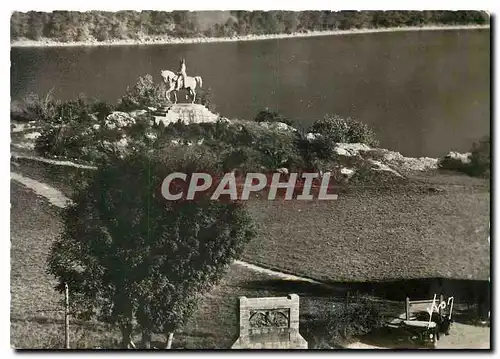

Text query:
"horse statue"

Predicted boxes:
[[160, 70, 203, 104]]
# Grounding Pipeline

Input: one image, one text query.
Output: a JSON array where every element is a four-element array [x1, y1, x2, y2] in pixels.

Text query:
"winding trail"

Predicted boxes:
[[11, 153, 97, 170], [11, 172, 73, 208]]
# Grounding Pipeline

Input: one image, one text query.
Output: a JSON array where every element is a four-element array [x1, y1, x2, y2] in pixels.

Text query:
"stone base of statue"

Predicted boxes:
[[152, 104, 219, 126]]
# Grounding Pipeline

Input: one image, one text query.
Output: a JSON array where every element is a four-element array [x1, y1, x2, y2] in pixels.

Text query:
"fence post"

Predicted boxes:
[[65, 283, 70, 349], [405, 297, 410, 320]]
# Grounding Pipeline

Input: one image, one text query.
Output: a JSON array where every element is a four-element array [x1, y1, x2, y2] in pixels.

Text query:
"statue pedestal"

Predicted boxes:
[[152, 104, 219, 126]]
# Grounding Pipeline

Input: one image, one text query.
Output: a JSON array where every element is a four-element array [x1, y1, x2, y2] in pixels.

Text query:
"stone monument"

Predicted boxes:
[[151, 103, 219, 126], [231, 294, 308, 349]]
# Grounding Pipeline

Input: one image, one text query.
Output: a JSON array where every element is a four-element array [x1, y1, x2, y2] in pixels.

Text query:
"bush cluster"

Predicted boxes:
[[117, 74, 167, 111], [309, 114, 379, 147], [254, 109, 293, 126], [323, 298, 384, 346], [469, 136, 490, 178], [438, 136, 490, 178]]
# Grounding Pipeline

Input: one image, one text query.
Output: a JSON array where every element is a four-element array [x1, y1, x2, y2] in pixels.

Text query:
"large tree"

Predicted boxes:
[[47, 146, 255, 348]]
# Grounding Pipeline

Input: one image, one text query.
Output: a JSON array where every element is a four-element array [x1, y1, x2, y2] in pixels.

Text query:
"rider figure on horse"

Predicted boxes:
[[176, 58, 187, 91]]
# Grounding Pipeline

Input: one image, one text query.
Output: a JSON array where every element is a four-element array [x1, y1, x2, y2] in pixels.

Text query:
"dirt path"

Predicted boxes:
[[345, 342, 387, 349], [232, 260, 329, 286], [11, 152, 97, 170], [11, 172, 72, 208], [346, 321, 490, 350], [435, 323, 490, 349]]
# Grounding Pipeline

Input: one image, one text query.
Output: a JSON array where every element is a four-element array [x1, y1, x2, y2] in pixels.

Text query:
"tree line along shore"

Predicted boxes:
[[11, 10, 489, 46]]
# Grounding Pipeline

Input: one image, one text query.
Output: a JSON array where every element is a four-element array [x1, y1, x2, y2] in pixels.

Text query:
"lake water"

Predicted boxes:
[[11, 29, 490, 157]]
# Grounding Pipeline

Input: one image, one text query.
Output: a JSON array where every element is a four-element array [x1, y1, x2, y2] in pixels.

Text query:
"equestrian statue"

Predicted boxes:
[[161, 58, 203, 104]]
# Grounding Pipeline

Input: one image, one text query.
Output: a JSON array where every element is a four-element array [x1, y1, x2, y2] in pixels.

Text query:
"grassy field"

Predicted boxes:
[[243, 172, 490, 283]]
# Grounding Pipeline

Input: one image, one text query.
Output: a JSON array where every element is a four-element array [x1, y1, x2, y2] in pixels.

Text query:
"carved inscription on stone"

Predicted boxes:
[[249, 309, 290, 328]]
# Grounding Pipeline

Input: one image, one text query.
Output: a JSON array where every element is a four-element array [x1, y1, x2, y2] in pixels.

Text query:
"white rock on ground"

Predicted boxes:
[[305, 132, 320, 140], [105, 112, 136, 129], [12, 123, 28, 133], [130, 109, 148, 117], [379, 148, 439, 172], [397, 156, 439, 172], [443, 151, 472, 165], [12, 142, 35, 150], [368, 159, 404, 178], [333, 143, 372, 157], [276, 167, 289, 175], [331, 144, 439, 172], [259, 121, 297, 132], [340, 167, 356, 178], [23, 131, 41, 140], [116, 137, 129, 150]]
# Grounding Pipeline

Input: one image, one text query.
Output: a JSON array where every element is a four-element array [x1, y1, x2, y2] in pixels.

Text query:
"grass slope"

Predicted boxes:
[[243, 173, 490, 282]]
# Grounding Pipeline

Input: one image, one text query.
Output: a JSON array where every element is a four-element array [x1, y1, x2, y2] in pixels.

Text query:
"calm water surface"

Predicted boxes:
[[11, 29, 490, 157]]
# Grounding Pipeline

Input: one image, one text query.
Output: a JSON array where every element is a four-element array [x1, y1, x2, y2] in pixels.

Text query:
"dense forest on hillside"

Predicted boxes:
[[11, 10, 489, 42]]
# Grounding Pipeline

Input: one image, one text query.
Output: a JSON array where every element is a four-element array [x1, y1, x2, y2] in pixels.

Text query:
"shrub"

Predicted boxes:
[[117, 74, 167, 111], [469, 135, 490, 178], [438, 153, 471, 172], [254, 108, 293, 126], [34, 98, 96, 157], [34, 98, 121, 161], [309, 115, 379, 147], [322, 298, 384, 346], [438, 136, 490, 178], [90, 101, 115, 121], [11, 89, 58, 123]]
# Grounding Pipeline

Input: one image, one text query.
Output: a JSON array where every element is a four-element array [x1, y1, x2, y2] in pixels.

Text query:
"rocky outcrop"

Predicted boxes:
[[330, 143, 439, 173], [374, 148, 439, 172], [332, 143, 371, 157], [441, 151, 472, 165], [258, 121, 297, 132], [105, 111, 136, 129]]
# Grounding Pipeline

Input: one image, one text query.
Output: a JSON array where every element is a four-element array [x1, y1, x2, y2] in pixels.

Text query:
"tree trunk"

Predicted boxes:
[[165, 332, 174, 349], [120, 323, 133, 349], [141, 330, 152, 349]]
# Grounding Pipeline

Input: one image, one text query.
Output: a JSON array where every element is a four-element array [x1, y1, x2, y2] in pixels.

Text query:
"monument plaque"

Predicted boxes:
[[232, 294, 308, 349]]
